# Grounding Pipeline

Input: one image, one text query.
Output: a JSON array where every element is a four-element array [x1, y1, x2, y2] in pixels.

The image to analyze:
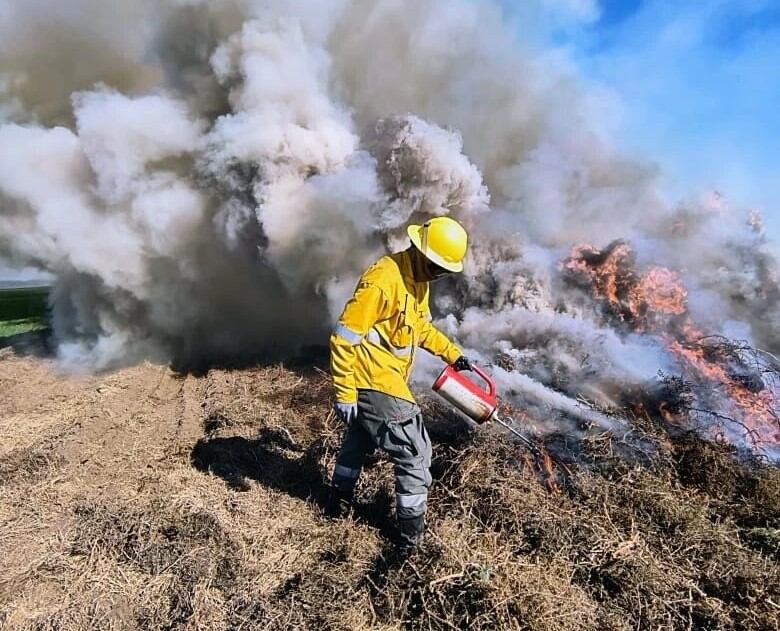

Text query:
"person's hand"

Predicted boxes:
[[452, 355, 473, 372], [334, 401, 358, 424]]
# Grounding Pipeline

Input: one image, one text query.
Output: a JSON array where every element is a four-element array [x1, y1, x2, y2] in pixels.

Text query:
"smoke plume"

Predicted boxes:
[[0, 1, 777, 455]]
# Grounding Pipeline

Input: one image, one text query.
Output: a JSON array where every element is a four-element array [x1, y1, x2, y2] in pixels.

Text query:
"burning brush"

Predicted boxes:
[[563, 240, 780, 460]]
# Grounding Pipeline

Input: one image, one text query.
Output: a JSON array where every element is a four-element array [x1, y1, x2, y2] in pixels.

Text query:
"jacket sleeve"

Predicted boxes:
[[418, 317, 463, 364], [330, 281, 393, 403]]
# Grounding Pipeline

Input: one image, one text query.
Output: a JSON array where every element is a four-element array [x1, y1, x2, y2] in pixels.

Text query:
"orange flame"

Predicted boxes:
[[563, 242, 634, 308], [540, 447, 560, 494], [562, 241, 779, 454], [667, 331, 779, 448], [629, 267, 687, 317]]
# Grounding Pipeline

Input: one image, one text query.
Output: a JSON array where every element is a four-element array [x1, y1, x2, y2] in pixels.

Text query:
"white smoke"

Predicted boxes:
[[365, 115, 490, 230], [0, 0, 777, 451]]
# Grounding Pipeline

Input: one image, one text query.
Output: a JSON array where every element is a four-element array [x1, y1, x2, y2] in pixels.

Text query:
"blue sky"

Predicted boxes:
[[502, 0, 780, 239]]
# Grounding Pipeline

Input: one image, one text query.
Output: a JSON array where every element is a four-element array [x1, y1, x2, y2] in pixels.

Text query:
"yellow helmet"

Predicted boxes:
[[407, 217, 468, 272]]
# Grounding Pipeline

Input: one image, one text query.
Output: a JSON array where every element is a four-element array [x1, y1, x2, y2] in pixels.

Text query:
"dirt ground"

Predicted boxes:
[[0, 347, 778, 630]]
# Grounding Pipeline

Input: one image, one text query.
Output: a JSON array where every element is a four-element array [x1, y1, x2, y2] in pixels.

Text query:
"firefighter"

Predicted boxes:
[[328, 216, 472, 557]]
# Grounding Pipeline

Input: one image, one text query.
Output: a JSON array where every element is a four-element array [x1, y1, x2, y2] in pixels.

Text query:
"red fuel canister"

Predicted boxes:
[[432, 364, 498, 424]]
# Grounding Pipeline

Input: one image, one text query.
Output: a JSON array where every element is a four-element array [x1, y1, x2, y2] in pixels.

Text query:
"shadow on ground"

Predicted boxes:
[[171, 344, 330, 377], [190, 425, 397, 538]]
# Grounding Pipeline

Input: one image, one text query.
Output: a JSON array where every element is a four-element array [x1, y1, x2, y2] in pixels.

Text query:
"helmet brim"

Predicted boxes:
[[407, 224, 464, 273]]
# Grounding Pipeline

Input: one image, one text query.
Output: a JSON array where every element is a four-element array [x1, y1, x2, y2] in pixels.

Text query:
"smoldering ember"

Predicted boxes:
[[0, 1, 778, 630]]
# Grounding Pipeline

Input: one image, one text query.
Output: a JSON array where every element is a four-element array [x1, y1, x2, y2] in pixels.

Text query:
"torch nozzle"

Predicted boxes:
[[493, 416, 541, 456]]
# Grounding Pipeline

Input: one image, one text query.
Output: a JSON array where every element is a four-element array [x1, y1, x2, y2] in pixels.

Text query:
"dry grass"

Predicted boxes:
[[0, 355, 778, 630]]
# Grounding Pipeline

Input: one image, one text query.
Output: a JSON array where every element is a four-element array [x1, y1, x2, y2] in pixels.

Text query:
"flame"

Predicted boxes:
[[562, 241, 780, 455], [563, 242, 634, 309], [505, 400, 564, 492], [540, 447, 560, 494], [629, 267, 687, 317], [667, 330, 779, 448], [564, 242, 686, 324]]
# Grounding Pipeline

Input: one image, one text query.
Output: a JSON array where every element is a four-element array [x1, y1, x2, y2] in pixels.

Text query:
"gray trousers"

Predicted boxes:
[[332, 389, 432, 519]]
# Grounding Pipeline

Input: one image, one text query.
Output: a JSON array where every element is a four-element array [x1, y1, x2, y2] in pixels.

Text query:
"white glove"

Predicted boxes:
[[335, 401, 358, 424]]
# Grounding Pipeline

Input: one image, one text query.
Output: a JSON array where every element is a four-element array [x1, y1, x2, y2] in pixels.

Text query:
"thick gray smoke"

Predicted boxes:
[[0, 0, 777, 452]]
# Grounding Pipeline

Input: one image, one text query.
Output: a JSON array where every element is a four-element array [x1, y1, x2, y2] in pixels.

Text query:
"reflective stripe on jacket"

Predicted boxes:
[[330, 249, 462, 403]]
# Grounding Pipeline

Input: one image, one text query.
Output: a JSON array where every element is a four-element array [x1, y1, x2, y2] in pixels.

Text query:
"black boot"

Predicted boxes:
[[325, 485, 354, 519], [396, 514, 426, 559]]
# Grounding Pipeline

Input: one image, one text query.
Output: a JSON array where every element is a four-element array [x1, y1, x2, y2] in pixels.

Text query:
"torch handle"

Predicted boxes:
[[470, 363, 496, 398]]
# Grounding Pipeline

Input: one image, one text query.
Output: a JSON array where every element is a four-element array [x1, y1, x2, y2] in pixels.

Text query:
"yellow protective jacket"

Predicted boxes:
[[330, 249, 463, 404]]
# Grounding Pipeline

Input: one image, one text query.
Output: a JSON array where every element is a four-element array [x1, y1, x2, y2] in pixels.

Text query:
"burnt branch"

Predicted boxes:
[[689, 407, 764, 448]]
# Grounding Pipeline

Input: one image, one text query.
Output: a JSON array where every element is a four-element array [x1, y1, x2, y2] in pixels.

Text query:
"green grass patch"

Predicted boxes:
[[0, 316, 48, 338], [0, 285, 51, 340]]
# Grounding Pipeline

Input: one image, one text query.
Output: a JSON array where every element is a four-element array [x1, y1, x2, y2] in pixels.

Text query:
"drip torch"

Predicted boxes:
[[432, 363, 541, 456]]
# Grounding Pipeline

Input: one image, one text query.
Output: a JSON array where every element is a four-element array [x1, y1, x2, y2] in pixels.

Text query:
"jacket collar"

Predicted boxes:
[[398, 249, 428, 301]]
